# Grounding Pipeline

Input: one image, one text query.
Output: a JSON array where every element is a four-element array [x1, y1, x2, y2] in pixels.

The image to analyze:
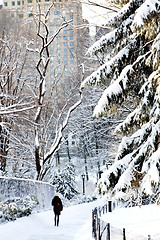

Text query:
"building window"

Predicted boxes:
[[70, 8, 73, 12], [28, 6, 32, 10], [51, 56, 54, 60], [64, 42, 67, 47], [70, 42, 74, 46], [62, 9, 65, 14], [28, 13, 33, 17], [57, 36, 60, 41], [64, 55, 67, 59], [50, 61, 54, 66], [50, 49, 53, 54], [70, 36, 73, 40], [12, 1, 15, 6], [64, 48, 67, 53], [54, 18, 60, 21], [4, 2, 7, 6], [70, 48, 74, 52], [56, 24, 60, 28], [54, 11, 60, 15], [70, 60, 74, 65], [70, 30, 73, 34], [45, 0, 50, 2], [50, 31, 53, 35], [22, 0, 24, 4], [70, 16, 73, 20], [64, 36, 67, 40], [64, 67, 68, 71], [57, 49, 60, 53], [18, 14, 23, 18], [27, 0, 32, 3], [17, 1, 20, 5], [57, 43, 60, 47], [50, 25, 53, 29], [70, 54, 74, 58], [64, 30, 67, 34], [64, 61, 68, 65], [51, 68, 54, 72]]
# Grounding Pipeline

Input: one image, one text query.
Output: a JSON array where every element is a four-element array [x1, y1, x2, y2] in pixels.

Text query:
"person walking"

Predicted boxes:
[[51, 195, 63, 226]]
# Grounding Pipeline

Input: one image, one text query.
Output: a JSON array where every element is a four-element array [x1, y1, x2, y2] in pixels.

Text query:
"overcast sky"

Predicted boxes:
[[82, 0, 109, 25]]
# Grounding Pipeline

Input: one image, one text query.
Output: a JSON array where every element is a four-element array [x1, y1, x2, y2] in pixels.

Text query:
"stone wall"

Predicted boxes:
[[0, 177, 55, 211]]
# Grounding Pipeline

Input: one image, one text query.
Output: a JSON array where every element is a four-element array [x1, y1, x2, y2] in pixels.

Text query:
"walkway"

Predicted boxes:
[[0, 200, 101, 240]]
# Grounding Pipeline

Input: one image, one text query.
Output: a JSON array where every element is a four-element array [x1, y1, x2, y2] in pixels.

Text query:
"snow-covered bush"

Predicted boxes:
[[0, 195, 39, 222], [51, 163, 79, 200], [81, 0, 160, 205]]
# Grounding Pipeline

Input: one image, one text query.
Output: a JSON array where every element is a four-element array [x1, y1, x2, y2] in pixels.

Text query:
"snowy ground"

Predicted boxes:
[[0, 200, 102, 240], [0, 199, 160, 240], [101, 204, 160, 240]]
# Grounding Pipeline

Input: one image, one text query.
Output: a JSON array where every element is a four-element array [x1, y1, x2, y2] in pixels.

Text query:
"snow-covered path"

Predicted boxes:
[[0, 200, 100, 240], [1, 199, 160, 240]]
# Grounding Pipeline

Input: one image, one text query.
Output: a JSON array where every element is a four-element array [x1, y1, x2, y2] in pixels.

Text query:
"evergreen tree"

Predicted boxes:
[[81, 0, 160, 205], [51, 163, 79, 200]]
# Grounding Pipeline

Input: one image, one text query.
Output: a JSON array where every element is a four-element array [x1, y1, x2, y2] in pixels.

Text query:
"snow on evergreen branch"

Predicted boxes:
[[142, 148, 160, 195], [92, 65, 133, 117], [131, 0, 160, 29], [98, 151, 134, 193], [81, 39, 137, 90], [106, 0, 145, 28], [87, 17, 133, 56], [115, 69, 160, 134]]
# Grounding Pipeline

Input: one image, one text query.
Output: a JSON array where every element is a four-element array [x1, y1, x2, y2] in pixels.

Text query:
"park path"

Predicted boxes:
[[0, 200, 102, 240]]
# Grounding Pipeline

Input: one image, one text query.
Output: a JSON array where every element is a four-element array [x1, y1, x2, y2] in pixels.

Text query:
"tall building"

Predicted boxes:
[[2, 0, 85, 94]]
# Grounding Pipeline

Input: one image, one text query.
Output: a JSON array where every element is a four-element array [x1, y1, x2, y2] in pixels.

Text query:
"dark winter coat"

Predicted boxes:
[[52, 196, 63, 215]]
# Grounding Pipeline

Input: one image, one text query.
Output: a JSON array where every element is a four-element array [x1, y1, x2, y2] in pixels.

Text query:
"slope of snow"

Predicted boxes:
[[101, 204, 160, 240]]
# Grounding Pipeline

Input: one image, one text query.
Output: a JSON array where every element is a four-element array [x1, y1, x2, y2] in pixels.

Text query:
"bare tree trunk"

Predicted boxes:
[[66, 139, 71, 162], [0, 116, 9, 172]]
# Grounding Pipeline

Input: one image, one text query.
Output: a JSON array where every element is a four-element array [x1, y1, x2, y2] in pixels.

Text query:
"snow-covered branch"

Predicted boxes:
[[43, 91, 82, 164]]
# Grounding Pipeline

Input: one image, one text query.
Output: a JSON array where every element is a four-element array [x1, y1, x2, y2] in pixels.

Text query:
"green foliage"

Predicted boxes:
[[0, 195, 39, 222]]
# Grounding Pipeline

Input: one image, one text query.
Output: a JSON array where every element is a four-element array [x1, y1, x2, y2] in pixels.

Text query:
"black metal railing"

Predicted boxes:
[[92, 201, 151, 240]]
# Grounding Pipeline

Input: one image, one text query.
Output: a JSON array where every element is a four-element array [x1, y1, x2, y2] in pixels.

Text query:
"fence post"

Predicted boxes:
[[123, 228, 126, 240], [92, 208, 97, 240], [99, 207, 101, 217], [108, 201, 112, 212], [98, 218, 101, 240], [106, 203, 108, 213], [106, 223, 110, 240], [113, 201, 116, 210], [103, 206, 105, 214]]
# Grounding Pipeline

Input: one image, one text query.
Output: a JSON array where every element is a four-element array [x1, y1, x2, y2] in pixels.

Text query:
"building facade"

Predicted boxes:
[[2, 0, 84, 93]]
